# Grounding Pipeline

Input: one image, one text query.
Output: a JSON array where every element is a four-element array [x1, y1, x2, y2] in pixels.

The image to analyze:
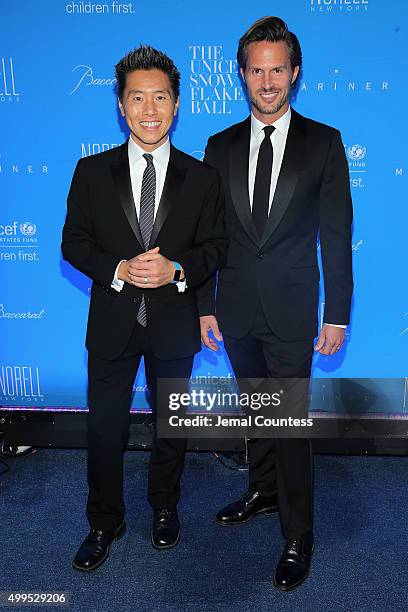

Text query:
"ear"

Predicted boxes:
[[118, 97, 125, 117], [291, 65, 300, 85], [240, 67, 246, 83], [174, 96, 180, 116]]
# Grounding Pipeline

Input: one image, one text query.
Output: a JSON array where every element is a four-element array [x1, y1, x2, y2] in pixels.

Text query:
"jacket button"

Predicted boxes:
[[257, 251, 264, 259]]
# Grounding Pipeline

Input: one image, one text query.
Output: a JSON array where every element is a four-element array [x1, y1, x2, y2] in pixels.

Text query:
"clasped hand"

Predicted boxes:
[[118, 247, 175, 289]]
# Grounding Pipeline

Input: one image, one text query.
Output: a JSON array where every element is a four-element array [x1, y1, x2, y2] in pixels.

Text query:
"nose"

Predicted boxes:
[[262, 72, 274, 90], [143, 97, 157, 116]]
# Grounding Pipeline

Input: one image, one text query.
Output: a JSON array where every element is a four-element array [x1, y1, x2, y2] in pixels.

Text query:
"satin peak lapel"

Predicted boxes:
[[149, 150, 186, 248], [260, 111, 306, 247], [228, 119, 260, 246], [110, 145, 144, 249]]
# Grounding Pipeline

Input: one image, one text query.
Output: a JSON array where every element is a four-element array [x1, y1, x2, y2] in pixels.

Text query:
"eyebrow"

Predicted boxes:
[[248, 65, 287, 71], [127, 88, 171, 95]]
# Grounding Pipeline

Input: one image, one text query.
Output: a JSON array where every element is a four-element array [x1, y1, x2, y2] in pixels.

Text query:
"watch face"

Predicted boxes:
[[173, 269, 182, 282]]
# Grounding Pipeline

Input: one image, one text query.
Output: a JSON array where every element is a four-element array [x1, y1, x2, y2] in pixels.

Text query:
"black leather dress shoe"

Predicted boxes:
[[216, 490, 278, 526], [151, 508, 180, 549], [72, 520, 126, 572], [273, 538, 314, 591]]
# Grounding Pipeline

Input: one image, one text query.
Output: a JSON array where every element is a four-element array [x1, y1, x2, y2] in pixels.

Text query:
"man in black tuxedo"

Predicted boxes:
[[62, 46, 226, 571], [200, 17, 353, 591]]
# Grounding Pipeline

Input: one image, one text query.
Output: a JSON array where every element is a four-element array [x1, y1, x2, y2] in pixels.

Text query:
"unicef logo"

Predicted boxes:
[[20, 222, 37, 237], [347, 145, 366, 161]]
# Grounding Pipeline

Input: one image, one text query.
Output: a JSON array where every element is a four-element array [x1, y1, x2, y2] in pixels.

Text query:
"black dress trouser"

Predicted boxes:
[[223, 303, 314, 544], [86, 317, 194, 531]]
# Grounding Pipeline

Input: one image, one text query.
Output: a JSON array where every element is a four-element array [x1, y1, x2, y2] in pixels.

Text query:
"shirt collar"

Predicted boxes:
[[128, 135, 170, 168], [251, 106, 291, 139]]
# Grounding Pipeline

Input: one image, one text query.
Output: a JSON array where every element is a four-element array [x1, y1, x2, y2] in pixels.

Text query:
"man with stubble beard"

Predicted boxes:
[[199, 17, 353, 590]]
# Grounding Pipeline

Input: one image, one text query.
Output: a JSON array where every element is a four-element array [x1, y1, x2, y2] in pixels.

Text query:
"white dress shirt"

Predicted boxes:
[[249, 107, 345, 329], [111, 136, 186, 292], [249, 106, 291, 211]]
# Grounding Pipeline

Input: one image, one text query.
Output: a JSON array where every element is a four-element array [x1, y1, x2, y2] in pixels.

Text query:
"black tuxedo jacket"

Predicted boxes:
[[62, 142, 226, 360], [200, 109, 353, 341]]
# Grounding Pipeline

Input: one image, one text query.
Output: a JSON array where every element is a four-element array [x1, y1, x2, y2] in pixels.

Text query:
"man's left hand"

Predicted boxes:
[[314, 324, 345, 355], [128, 247, 177, 288]]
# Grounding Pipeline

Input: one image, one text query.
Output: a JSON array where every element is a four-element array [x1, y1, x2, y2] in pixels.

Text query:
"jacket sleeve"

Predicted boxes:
[[176, 164, 227, 295], [193, 138, 222, 316], [61, 159, 123, 287], [319, 130, 354, 325]]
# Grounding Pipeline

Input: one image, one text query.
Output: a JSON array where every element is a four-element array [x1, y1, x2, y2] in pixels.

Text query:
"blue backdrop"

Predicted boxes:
[[1, 0, 407, 415]]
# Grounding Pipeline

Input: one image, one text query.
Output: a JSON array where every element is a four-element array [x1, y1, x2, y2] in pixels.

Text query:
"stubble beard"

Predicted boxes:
[[249, 88, 289, 117]]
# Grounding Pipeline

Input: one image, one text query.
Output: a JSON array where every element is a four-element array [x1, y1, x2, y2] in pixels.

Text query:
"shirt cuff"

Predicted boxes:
[[173, 261, 187, 292], [325, 323, 347, 329], [176, 280, 187, 293], [111, 260, 126, 292]]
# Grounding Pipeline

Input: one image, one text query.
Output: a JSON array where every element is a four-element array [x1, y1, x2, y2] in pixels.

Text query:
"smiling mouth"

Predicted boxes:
[[259, 91, 279, 100], [140, 121, 162, 128]]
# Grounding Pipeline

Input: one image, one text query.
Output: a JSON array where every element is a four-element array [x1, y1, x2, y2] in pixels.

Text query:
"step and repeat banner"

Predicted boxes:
[[1, 0, 407, 415]]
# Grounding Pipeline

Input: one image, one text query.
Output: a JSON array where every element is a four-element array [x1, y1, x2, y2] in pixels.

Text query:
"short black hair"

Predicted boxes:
[[237, 16, 302, 80], [115, 45, 180, 101]]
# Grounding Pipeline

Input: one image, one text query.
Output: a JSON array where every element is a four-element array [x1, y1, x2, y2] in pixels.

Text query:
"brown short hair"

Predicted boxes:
[[237, 16, 302, 80]]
